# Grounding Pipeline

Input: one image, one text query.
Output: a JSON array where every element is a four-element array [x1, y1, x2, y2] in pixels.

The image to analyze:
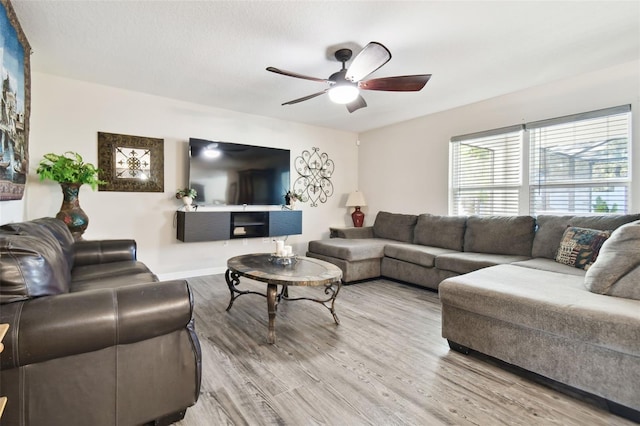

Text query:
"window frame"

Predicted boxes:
[[449, 125, 523, 216], [449, 105, 632, 216]]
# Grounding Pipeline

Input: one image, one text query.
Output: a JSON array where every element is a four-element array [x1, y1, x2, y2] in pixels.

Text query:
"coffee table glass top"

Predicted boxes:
[[227, 254, 342, 286]]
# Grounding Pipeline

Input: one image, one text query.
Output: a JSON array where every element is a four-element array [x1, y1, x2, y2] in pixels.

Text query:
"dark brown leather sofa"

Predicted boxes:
[[0, 218, 201, 426]]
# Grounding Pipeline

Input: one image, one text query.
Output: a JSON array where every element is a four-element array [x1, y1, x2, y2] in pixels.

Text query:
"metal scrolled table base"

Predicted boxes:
[[224, 263, 341, 344]]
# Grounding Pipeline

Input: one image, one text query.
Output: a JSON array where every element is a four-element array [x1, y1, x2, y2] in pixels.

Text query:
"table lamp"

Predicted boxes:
[[346, 191, 367, 227]]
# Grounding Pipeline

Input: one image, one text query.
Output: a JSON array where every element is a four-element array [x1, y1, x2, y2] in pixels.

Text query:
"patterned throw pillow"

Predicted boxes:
[[555, 227, 611, 270]]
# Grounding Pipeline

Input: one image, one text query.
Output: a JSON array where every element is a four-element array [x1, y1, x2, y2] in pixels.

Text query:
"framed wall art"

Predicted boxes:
[[0, 0, 31, 201], [97, 132, 164, 192]]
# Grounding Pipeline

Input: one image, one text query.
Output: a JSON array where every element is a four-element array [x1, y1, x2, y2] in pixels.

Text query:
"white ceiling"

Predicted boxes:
[[11, 1, 640, 133]]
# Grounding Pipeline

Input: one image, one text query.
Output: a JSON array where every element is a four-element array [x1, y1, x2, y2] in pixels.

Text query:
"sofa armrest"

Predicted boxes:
[[73, 239, 137, 266], [330, 226, 374, 239], [0, 280, 193, 369]]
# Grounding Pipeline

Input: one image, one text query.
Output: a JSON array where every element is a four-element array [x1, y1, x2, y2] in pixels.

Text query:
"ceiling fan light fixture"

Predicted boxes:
[[328, 84, 359, 104], [267, 41, 430, 111]]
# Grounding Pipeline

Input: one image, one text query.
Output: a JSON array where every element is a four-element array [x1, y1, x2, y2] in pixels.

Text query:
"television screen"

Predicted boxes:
[[188, 138, 290, 206]]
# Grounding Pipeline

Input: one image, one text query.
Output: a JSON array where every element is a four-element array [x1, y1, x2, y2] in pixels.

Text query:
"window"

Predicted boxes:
[[449, 105, 631, 216], [528, 105, 630, 215], [450, 126, 522, 215]]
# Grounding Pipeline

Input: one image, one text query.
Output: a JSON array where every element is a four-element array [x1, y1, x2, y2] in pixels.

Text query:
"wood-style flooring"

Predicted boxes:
[[177, 275, 635, 426]]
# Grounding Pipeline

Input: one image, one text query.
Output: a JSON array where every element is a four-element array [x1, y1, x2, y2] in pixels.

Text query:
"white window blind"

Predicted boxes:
[[450, 126, 522, 216], [528, 105, 631, 215]]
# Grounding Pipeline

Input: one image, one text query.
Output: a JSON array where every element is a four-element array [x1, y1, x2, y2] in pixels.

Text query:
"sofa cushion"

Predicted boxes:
[[1, 219, 74, 276], [330, 226, 374, 239], [584, 220, 640, 300], [435, 252, 530, 275], [32, 218, 76, 267], [0, 233, 70, 304], [510, 258, 586, 277], [532, 214, 640, 259], [384, 243, 458, 268], [372, 211, 418, 243], [463, 215, 535, 256], [554, 227, 610, 270], [413, 214, 466, 251], [439, 264, 640, 357], [71, 272, 158, 292], [71, 261, 156, 283], [307, 238, 392, 261]]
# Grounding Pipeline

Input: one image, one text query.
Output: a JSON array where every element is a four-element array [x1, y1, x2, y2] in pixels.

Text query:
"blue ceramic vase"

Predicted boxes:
[[56, 182, 89, 240]]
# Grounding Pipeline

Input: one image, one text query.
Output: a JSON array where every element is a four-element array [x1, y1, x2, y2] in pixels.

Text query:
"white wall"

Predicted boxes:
[[6, 61, 639, 276], [23, 73, 358, 279], [358, 60, 640, 221], [0, 198, 24, 225]]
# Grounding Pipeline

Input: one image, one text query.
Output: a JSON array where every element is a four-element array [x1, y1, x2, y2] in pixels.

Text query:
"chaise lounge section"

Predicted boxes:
[[440, 218, 640, 419]]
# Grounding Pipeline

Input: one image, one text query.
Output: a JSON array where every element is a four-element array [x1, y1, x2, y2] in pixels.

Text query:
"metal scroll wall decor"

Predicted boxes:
[[292, 147, 334, 207]]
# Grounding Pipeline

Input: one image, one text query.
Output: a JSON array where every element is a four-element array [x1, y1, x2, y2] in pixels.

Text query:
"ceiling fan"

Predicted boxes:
[[266, 41, 431, 113]]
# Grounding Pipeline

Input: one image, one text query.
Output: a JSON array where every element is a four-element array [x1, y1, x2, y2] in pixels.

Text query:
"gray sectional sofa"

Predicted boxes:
[[307, 211, 640, 419]]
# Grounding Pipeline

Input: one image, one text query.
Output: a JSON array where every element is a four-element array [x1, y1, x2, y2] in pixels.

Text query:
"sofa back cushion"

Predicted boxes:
[[584, 220, 640, 300], [463, 215, 535, 256], [0, 232, 70, 304], [1, 218, 75, 272], [34, 218, 75, 268], [372, 211, 418, 243], [413, 214, 466, 251], [532, 214, 640, 259]]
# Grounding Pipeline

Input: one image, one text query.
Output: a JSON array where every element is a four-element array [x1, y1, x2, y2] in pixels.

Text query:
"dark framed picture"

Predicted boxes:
[[0, 0, 30, 201], [97, 132, 164, 192]]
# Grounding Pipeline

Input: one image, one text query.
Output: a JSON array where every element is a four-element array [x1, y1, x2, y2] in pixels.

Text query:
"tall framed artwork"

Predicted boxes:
[[0, 0, 30, 201]]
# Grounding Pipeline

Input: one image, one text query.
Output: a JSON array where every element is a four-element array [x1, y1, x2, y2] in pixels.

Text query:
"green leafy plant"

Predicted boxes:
[[36, 152, 105, 190], [176, 187, 197, 199], [593, 196, 618, 213]]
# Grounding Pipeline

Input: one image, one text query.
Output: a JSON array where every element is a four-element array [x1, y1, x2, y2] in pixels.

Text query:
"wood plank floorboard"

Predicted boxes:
[[176, 275, 634, 426]]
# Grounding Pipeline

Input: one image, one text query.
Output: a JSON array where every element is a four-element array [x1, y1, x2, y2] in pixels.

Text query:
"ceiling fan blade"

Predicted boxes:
[[266, 67, 329, 83], [346, 95, 367, 113], [345, 42, 391, 82], [359, 74, 432, 92], [282, 89, 328, 105]]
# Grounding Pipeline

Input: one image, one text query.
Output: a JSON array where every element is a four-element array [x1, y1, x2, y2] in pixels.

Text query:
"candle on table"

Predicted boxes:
[[275, 241, 284, 256]]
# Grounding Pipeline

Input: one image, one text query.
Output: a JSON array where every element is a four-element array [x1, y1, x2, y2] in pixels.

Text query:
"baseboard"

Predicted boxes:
[[157, 266, 227, 281], [606, 400, 640, 423]]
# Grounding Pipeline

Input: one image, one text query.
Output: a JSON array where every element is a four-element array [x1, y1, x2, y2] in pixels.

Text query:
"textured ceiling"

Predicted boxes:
[[11, 1, 640, 133]]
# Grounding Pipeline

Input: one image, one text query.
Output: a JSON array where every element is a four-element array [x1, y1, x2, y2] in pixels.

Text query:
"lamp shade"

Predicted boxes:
[[345, 191, 366, 207]]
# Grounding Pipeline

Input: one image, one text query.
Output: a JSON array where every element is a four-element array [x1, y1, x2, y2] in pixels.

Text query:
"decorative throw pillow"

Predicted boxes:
[[555, 227, 611, 270], [584, 220, 640, 300]]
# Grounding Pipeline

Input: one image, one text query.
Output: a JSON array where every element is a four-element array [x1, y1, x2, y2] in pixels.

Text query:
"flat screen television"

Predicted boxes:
[[188, 138, 290, 206]]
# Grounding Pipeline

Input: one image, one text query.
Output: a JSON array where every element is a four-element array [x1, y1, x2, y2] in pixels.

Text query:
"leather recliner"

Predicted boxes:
[[0, 218, 201, 425]]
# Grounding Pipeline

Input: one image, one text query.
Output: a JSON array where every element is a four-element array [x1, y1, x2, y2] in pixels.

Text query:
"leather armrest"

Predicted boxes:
[[331, 226, 374, 239], [0, 280, 193, 369], [73, 239, 137, 266]]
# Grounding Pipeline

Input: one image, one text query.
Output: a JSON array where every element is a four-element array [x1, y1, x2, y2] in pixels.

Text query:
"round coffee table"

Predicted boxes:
[[225, 253, 343, 344]]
